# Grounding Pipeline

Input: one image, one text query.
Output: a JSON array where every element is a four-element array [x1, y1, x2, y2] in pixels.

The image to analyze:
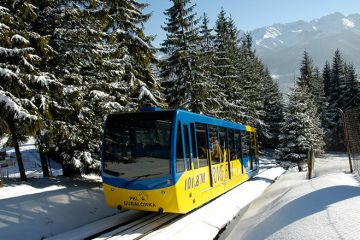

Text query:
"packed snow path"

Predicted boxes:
[[222, 153, 360, 240]]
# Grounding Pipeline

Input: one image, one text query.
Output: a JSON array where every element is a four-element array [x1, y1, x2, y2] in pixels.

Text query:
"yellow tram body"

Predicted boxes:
[[102, 110, 258, 214]]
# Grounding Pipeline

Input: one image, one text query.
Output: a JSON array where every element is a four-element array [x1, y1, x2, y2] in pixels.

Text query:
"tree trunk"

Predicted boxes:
[[39, 144, 50, 177], [62, 163, 81, 177], [9, 123, 27, 181]]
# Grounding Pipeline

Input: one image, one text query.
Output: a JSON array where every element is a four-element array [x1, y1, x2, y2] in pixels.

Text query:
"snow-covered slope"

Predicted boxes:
[[222, 153, 360, 240]]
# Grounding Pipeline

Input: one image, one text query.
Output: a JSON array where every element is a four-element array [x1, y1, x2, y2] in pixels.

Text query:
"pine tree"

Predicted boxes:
[[343, 63, 359, 109], [327, 49, 347, 150], [261, 68, 284, 149], [297, 51, 313, 89], [103, 0, 162, 108], [312, 68, 332, 138], [237, 33, 265, 126], [275, 52, 325, 167], [299, 52, 324, 151], [331, 49, 346, 109], [323, 61, 332, 101], [35, 0, 162, 174], [160, 0, 203, 111], [213, 9, 237, 119], [275, 85, 324, 167], [0, 1, 64, 180], [196, 13, 221, 115], [322, 50, 359, 150], [322, 61, 338, 148]]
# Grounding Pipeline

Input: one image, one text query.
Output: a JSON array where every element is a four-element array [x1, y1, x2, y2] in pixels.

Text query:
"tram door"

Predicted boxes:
[[249, 132, 258, 170], [182, 123, 196, 189]]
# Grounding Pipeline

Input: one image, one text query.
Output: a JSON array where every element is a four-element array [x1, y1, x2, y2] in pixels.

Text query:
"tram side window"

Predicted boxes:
[[176, 123, 185, 173], [228, 129, 236, 160], [219, 127, 228, 162], [209, 126, 220, 164], [190, 123, 199, 169], [183, 124, 191, 170], [196, 123, 208, 167], [250, 132, 257, 157], [241, 131, 250, 157], [235, 130, 241, 160]]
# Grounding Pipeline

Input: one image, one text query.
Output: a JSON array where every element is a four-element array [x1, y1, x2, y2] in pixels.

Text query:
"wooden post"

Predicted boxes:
[[307, 146, 314, 179]]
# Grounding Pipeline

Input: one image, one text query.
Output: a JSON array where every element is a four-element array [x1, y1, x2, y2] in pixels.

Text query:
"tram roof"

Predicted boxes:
[[106, 109, 255, 132]]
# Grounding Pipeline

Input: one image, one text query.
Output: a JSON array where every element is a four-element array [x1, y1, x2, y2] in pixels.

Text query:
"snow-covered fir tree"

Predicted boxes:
[[332, 50, 346, 109], [299, 52, 325, 151], [275, 53, 325, 166], [196, 13, 221, 115], [38, 1, 106, 174], [297, 51, 313, 89], [35, 0, 162, 174], [160, 0, 206, 112], [323, 50, 348, 150], [212, 12, 269, 145], [103, 0, 162, 108], [312, 68, 332, 136], [275, 85, 324, 167], [322, 60, 338, 147], [0, 1, 64, 180], [323, 61, 332, 101], [261, 68, 284, 149], [237, 33, 265, 126], [343, 62, 359, 108], [212, 9, 238, 119]]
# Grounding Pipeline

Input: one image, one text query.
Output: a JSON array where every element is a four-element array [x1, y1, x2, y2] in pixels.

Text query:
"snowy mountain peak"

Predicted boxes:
[[252, 12, 360, 49], [342, 18, 355, 29], [264, 26, 281, 39]]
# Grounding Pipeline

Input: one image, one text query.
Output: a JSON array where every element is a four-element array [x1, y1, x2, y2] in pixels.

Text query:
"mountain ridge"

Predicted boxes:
[[250, 12, 360, 93]]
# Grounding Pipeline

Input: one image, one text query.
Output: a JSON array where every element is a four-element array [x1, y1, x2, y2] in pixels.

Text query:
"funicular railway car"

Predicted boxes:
[[101, 108, 258, 214]]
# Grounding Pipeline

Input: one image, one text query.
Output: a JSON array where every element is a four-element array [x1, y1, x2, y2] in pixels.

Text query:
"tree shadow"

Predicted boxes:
[[246, 185, 360, 239], [251, 176, 274, 184], [1, 176, 101, 189], [0, 179, 116, 239]]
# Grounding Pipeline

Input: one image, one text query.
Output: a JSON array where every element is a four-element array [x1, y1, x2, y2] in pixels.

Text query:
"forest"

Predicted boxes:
[[0, 0, 359, 181]]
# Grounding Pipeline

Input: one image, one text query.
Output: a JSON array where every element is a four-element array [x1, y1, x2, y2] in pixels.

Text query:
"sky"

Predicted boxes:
[[141, 0, 360, 47]]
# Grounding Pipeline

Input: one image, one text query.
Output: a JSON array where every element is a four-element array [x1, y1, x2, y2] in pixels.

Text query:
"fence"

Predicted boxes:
[[343, 107, 360, 176]]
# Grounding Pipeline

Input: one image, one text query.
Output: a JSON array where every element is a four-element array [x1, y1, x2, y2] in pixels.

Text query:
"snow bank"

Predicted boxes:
[[223, 154, 360, 240]]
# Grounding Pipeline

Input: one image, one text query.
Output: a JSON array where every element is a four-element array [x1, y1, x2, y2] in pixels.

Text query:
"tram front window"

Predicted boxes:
[[102, 115, 172, 180]]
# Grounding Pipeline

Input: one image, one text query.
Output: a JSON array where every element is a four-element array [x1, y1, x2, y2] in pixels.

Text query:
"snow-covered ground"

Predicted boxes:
[[1, 141, 358, 240], [0, 143, 283, 240], [0, 175, 119, 240], [0, 139, 115, 240], [222, 153, 360, 240]]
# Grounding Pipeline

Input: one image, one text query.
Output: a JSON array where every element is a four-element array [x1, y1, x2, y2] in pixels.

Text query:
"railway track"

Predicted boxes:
[[88, 212, 182, 240]]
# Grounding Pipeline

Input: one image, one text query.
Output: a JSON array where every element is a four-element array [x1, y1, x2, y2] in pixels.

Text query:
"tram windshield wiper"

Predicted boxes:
[[125, 173, 162, 186]]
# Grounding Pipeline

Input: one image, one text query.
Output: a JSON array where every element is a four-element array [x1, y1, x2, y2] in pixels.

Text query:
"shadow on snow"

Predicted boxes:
[[247, 185, 360, 239]]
